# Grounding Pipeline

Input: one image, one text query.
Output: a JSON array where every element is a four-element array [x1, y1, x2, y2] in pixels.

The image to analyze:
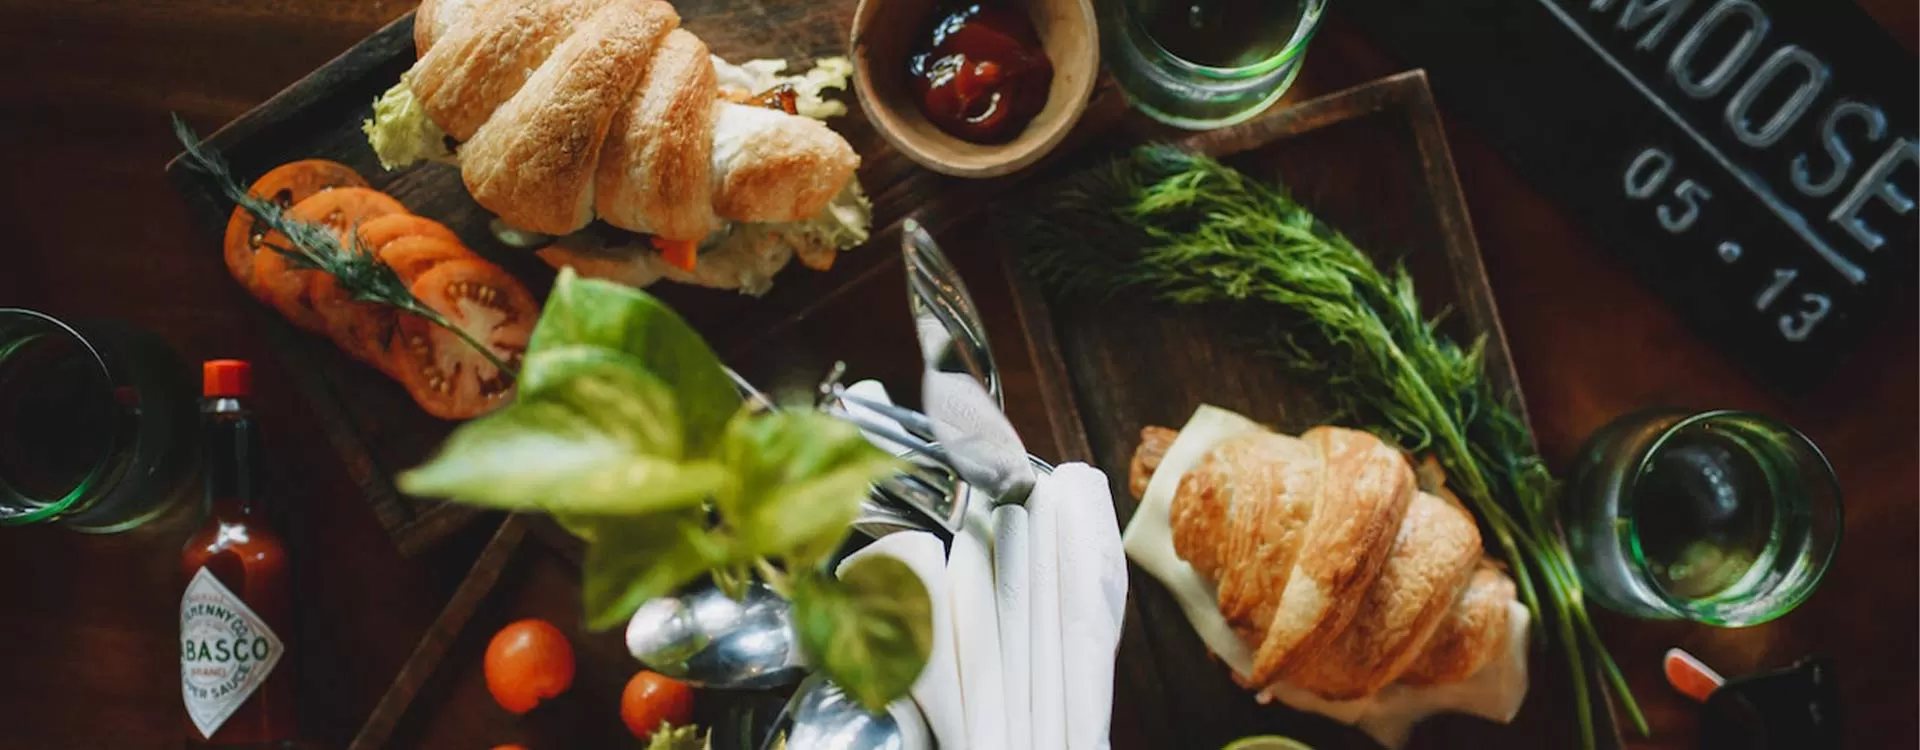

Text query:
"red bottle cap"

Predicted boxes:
[[203, 360, 252, 398]]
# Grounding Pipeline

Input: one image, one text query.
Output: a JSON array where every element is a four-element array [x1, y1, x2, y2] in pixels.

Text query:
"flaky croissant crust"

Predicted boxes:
[[409, 0, 859, 239], [1133, 425, 1515, 701]]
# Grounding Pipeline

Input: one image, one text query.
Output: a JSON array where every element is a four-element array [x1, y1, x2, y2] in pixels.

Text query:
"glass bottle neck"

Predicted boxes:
[[201, 396, 259, 519]]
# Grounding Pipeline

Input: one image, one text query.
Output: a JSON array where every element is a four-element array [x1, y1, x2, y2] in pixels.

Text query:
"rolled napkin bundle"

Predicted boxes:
[[1123, 404, 1530, 749], [992, 506, 1034, 750], [1042, 463, 1128, 750], [1026, 479, 1068, 750], [840, 381, 1126, 750], [950, 513, 1010, 750]]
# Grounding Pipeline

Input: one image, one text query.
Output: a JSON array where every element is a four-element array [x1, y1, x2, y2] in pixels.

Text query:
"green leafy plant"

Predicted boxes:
[[1014, 145, 1645, 750], [400, 269, 930, 710]]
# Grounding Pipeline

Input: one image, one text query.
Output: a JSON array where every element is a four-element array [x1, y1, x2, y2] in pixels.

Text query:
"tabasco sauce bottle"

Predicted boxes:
[[180, 360, 295, 747]]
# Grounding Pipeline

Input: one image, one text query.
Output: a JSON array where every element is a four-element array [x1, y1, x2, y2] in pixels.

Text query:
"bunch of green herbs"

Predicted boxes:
[[399, 269, 931, 711], [1014, 145, 1645, 748]]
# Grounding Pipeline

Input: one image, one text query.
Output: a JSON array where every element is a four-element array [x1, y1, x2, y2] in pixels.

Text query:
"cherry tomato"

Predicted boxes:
[[620, 670, 694, 740], [484, 619, 575, 714]]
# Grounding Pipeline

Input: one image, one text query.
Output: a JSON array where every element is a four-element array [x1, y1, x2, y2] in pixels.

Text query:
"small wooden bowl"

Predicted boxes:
[[850, 0, 1099, 179]]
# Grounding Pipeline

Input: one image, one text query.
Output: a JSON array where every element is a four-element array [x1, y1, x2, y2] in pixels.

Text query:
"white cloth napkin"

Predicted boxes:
[[992, 505, 1034, 750], [1037, 463, 1128, 750], [924, 371, 1033, 501], [949, 513, 1009, 750], [1025, 469, 1068, 750], [839, 532, 965, 749]]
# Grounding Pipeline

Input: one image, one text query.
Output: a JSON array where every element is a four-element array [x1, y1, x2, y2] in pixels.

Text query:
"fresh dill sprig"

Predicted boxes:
[[171, 114, 515, 379], [1014, 144, 1646, 749]]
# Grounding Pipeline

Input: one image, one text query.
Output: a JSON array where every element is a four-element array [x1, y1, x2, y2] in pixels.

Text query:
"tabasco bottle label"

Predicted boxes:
[[180, 566, 284, 739]]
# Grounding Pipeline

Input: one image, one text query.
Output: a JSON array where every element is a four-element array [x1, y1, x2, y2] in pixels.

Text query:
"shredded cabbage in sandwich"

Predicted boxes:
[[362, 70, 455, 171], [360, 56, 871, 278]]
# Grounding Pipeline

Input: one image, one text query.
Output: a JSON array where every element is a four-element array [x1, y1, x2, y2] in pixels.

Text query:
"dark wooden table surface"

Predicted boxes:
[[1, 1, 1913, 748]]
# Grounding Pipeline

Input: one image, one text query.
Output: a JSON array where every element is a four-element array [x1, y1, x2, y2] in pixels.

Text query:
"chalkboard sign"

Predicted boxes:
[[1340, 0, 1916, 391]]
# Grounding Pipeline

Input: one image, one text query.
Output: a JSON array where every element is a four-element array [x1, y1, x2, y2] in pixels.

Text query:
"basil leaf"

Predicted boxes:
[[577, 509, 733, 630], [530, 269, 738, 454], [716, 411, 902, 565], [519, 344, 650, 398], [792, 560, 932, 712], [398, 357, 729, 516]]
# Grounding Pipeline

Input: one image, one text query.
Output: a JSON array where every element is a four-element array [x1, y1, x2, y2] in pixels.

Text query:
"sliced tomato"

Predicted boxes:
[[355, 213, 461, 253], [222, 160, 366, 296], [378, 235, 473, 284], [387, 259, 535, 419], [253, 188, 409, 332], [650, 236, 698, 272], [284, 187, 409, 235], [248, 246, 329, 333], [307, 273, 401, 367]]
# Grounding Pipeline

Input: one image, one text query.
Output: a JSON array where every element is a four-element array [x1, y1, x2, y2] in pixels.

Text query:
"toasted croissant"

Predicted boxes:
[[1249, 426, 1416, 687], [1134, 424, 1515, 700], [1399, 561, 1515, 685], [408, 0, 859, 239]]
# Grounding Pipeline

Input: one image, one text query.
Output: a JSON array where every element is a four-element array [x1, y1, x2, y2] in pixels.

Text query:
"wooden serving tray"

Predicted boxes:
[[995, 71, 1561, 749], [164, 6, 1122, 556]]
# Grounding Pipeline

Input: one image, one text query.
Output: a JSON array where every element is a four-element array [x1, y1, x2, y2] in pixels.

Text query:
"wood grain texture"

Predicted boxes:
[[350, 515, 527, 750], [0, 0, 1911, 749]]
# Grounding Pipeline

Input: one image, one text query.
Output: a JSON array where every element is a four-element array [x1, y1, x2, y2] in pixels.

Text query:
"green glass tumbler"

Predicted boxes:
[[1561, 409, 1841, 626], [0, 309, 199, 533], [1100, 0, 1328, 129]]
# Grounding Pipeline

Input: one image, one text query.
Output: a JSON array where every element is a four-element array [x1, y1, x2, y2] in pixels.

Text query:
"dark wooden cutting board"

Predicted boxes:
[[996, 72, 1582, 750], [164, 6, 1123, 556]]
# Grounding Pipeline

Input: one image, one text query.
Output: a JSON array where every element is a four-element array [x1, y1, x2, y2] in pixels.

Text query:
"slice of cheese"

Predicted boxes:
[[1120, 405, 1531, 749]]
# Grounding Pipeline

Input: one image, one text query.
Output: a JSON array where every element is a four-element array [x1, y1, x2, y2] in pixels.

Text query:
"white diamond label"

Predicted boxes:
[[180, 567, 282, 739]]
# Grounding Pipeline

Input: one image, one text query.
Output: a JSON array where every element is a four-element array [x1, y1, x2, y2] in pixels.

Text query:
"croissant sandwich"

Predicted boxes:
[[1133, 423, 1516, 698], [364, 0, 872, 294], [1123, 406, 1529, 746]]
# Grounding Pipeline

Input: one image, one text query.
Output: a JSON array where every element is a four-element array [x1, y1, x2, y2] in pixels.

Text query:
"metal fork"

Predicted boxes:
[[726, 365, 952, 537], [826, 385, 1041, 509]]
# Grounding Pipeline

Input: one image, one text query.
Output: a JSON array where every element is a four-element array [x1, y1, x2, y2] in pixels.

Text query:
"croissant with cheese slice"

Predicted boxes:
[[365, 0, 870, 293], [1131, 424, 1517, 701]]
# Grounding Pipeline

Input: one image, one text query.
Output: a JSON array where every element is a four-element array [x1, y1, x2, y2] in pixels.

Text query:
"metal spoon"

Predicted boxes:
[[764, 674, 934, 750], [624, 581, 808, 690]]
